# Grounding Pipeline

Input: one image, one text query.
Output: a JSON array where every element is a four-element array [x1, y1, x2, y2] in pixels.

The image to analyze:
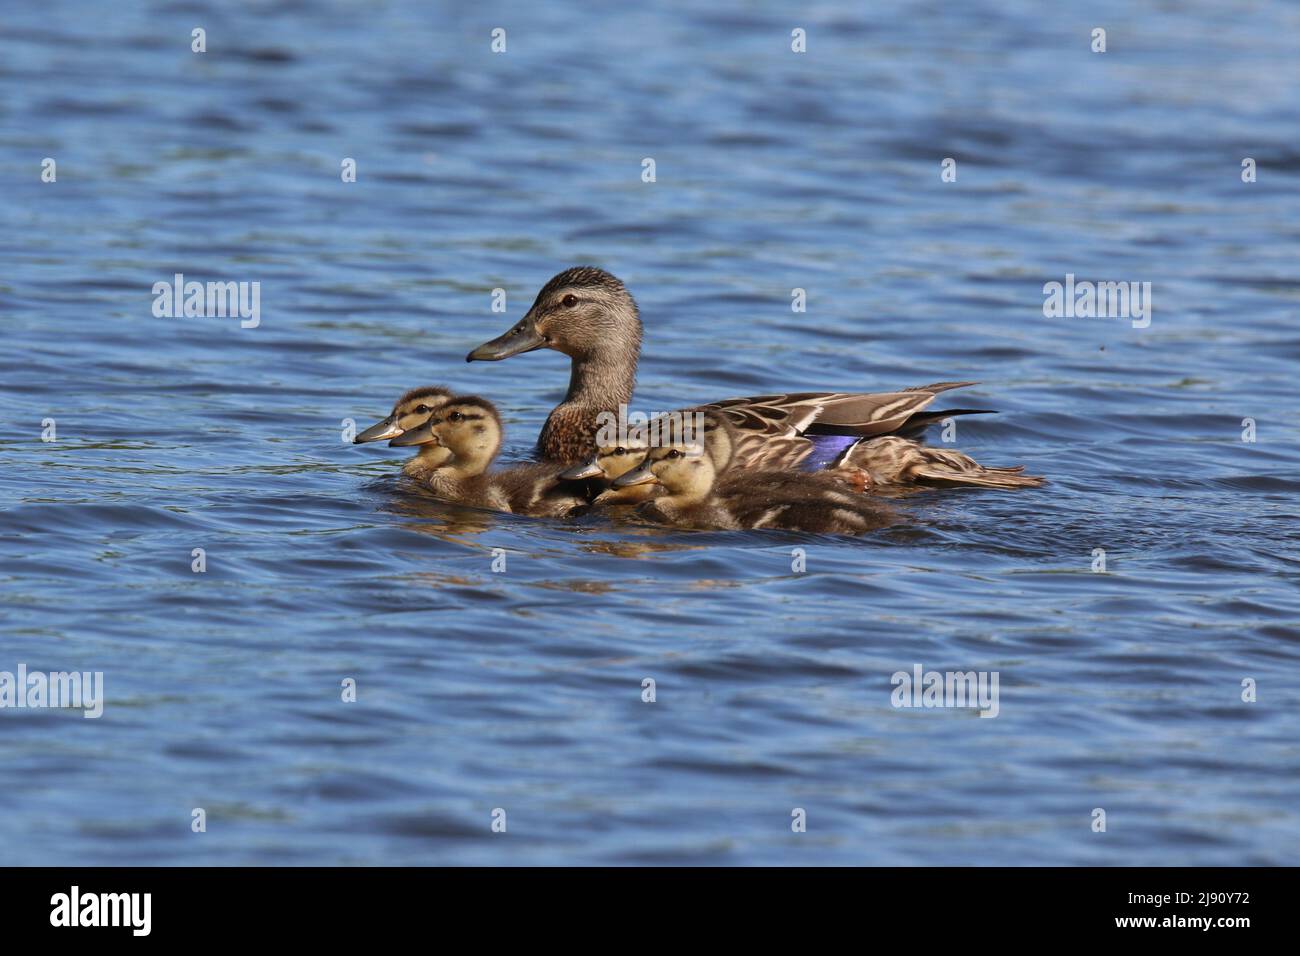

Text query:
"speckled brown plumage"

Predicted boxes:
[[536, 402, 607, 465]]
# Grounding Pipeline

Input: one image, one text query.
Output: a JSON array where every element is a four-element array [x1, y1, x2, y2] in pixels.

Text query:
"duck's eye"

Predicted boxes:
[[614, 446, 626, 456], [667, 449, 681, 459], [561, 294, 578, 308], [415, 405, 430, 413], [449, 412, 463, 422]]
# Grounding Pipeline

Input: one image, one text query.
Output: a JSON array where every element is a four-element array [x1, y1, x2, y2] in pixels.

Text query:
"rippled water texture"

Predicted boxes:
[[2, 1, 1298, 865]]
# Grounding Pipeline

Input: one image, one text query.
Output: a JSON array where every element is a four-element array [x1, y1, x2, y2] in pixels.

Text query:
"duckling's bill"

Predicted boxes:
[[354, 415, 404, 443], [560, 456, 605, 480], [612, 463, 657, 488], [389, 420, 438, 447]]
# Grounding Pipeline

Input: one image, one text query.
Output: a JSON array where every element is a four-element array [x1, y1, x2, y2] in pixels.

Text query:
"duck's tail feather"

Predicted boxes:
[[910, 462, 1046, 489], [835, 436, 1045, 490], [906, 380, 980, 394]]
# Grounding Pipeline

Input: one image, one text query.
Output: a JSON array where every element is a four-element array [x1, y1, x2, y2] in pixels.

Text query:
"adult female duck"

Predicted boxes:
[[465, 267, 1018, 476]]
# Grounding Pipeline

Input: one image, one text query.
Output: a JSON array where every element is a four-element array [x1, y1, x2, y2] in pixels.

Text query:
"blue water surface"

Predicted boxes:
[[1, 0, 1298, 865]]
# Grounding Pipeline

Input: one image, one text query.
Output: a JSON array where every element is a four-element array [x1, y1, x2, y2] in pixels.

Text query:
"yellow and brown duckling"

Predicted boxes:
[[612, 437, 890, 535], [561, 408, 744, 505], [559, 436, 657, 505], [354, 385, 456, 481], [389, 396, 589, 518]]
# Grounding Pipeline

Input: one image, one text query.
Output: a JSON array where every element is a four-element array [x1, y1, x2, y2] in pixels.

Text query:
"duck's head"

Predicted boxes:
[[354, 386, 454, 443], [466, 266, 642, 363], [612, 441, 716, 504], [560, 436, 650, 482], [389, 396, 503, 477]]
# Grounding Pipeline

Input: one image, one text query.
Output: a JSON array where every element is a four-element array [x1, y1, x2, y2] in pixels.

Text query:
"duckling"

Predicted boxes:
[[354, 385, 457, 481], [612, 440, 889, 534], [354, 385, 455, 443], [565, 407, 748, 506], [465, 267, 1008, 472], [559, 436, 656, 505], [389, 396, 589, 518]]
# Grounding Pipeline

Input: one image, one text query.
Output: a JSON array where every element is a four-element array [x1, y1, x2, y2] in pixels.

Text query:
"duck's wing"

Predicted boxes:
[[641, 402, 820, 471], [704, 400, 822, 470], [679, 382, 990, 471], [796, 382, 989, 437], [697, 382, 986, 440], [732, 430, 817, 470]]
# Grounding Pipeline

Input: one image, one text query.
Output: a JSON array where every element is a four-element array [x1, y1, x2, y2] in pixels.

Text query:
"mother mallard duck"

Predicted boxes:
[[466, 266, 1040, 486]]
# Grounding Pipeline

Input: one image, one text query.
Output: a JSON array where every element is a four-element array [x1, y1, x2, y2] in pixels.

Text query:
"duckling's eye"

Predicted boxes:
[[561, 294, 578, 308], [667, 449, 682, 459], [614, 446, 626, 456], [415, 405, 431, 413], [449, 412, 464, 422]]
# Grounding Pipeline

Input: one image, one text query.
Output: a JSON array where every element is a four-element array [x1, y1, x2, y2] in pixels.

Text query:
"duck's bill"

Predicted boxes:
[[465, 319, 546, 362], [389, 422, 437, 447], [354, 416, 403, 443], [612, 464, 657, 488], [560, 458, 604, 480]]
